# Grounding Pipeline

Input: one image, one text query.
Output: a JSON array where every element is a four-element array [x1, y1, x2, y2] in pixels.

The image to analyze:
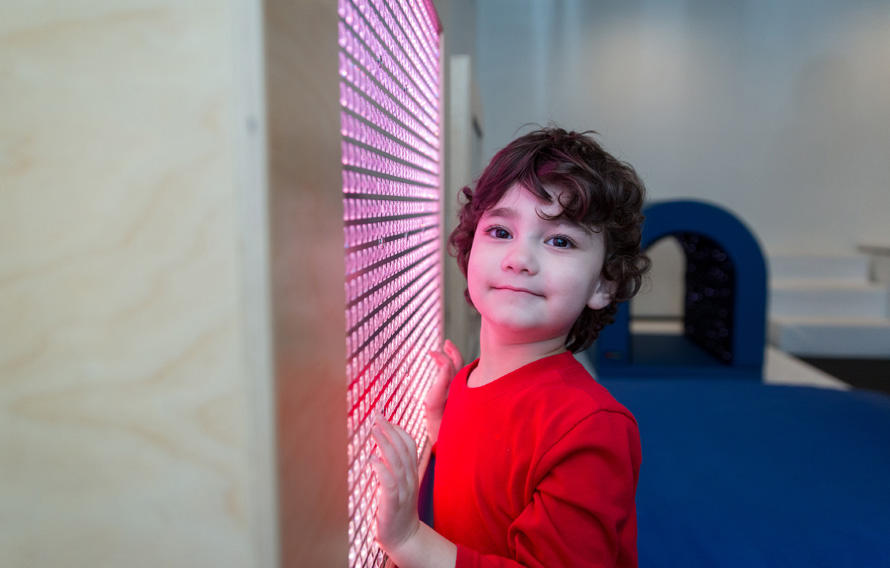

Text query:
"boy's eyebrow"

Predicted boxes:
[[483, 206, 593, 235], [482, 206, 518, 220], [551, 218, 594, 236]]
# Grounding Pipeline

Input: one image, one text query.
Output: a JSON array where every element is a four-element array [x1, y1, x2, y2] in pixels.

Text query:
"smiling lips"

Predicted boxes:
[[493, 285, 544, 297]]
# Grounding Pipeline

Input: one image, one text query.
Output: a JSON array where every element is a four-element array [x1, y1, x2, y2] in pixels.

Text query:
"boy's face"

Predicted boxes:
[[467, 184, 614, 345]]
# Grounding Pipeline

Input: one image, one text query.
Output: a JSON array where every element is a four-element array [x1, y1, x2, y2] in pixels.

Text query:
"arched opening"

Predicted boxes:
[[592, 200, 767, 379], [631, 236, 685, 334]]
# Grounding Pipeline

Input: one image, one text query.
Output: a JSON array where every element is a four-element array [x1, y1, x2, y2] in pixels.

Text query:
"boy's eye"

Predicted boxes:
[[486, 226, 511, 239], [547, 235, 574, 248]]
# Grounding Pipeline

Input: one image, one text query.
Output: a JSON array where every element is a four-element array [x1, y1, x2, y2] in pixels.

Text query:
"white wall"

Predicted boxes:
[[476, 0, 890, 256], [435, 0, 485, 355]]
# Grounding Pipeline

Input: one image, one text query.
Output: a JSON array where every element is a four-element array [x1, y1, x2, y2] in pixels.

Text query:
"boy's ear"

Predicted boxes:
[[587, 277, 618, 310]]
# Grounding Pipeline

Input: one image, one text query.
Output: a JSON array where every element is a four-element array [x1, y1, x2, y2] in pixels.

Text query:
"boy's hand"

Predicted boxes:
[[425, 339, 463, 445], [371, 414, 421, 557]]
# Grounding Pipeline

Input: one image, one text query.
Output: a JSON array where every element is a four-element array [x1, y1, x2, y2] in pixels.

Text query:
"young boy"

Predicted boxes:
[[371, 127, 649, 567]]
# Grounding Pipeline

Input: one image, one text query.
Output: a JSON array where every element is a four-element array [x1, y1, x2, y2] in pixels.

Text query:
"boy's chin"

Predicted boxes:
[[484, 320, 569, 345]]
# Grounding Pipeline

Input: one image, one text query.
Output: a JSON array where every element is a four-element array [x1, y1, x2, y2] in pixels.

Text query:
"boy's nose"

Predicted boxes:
[[502, 240, 538, 274]]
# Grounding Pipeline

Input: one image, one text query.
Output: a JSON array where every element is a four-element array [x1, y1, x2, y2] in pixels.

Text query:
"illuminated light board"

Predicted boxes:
[[338, 0, 442, 565]]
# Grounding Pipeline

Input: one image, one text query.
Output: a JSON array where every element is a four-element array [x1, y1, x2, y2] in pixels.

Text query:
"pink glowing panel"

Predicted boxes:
[[339, 0, 442, 566]]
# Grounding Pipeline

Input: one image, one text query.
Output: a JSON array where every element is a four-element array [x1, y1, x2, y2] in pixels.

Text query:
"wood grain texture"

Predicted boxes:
[[0, 1, 272, 566]]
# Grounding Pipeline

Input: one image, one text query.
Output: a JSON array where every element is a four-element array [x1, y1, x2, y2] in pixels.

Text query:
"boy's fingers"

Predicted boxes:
[[384, 419, 416, 473], [432, 369, 453, 392], [371, 455, 396, 491], [431, 351, 455, 378], [375, 418, 403, 457], [374, 416, 415, 474], [373, 418, 419, 505], [443, 339, 464, 369], [393, 423, 417, 456], [426, 353, 452, 405], [429, 350, 448, 367], [372, 421, 405, 477]]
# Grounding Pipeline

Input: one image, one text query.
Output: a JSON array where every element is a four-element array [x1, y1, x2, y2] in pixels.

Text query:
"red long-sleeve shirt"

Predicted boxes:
[[433, 351, 641, 568]]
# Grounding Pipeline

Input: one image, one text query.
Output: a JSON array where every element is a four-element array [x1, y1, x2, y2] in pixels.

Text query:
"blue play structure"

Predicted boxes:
[[593, 200, 768, 379], [587, 201, 890, 567]]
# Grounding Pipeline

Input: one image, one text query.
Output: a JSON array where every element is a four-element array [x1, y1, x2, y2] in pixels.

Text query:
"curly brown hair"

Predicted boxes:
[[448, 127, 650, 352]]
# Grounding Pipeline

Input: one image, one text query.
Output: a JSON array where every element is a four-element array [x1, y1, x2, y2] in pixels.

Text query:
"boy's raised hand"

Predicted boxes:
[[371, 413, 458, 568], [371, 414, 421, 557], [425, 339, 463, 445]]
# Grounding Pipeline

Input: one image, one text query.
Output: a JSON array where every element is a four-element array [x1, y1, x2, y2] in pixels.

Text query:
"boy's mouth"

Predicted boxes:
[[493, 285, 544, 297]]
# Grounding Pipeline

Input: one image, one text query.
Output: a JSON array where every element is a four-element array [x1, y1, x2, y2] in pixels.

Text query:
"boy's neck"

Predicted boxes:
[[468, 323, 569, 388]]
